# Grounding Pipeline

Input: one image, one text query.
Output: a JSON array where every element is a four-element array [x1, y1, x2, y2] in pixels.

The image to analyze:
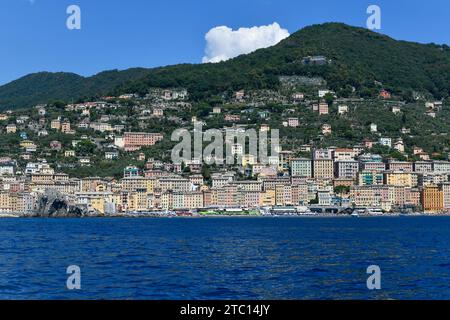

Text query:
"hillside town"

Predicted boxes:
[[1, 84, 450, 216]]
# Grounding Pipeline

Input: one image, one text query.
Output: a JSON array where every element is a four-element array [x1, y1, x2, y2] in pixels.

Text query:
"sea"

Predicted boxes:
[[1, 216, 450, 300]]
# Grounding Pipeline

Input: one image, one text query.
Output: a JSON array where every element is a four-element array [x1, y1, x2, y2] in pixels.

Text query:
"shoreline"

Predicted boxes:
[[1, 213, 449, 219]]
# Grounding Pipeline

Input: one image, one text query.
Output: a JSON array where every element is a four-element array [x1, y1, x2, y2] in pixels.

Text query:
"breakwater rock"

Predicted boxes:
[[31, 189, 101, 217]]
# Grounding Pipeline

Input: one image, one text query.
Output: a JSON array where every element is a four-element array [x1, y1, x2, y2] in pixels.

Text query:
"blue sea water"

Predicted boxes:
[[1, 216, 450, 300]]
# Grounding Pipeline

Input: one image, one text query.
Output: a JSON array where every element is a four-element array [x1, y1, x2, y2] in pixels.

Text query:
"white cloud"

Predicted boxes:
[[202, 22, 290, 63]]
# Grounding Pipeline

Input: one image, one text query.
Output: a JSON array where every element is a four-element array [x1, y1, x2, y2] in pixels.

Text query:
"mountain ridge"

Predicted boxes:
[[1, 22, 450, 109]]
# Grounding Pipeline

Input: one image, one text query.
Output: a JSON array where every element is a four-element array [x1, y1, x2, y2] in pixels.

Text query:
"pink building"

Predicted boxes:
[[318, 103, 329, 115], [123, 132, 164, 151], [287, 118, 299, 127]]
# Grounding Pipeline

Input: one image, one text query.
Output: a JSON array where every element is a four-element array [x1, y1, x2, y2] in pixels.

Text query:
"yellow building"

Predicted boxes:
[[242, 154, 257, 166], [121, 177, 147, 192], [129, 189, 149, 211], [6, 124, 16, 133], [80, 177, 106, 192], [313, 159, 334, 179], [20, 140, 35, 149], [31, 180, 79, 195], [186, 192, 203, 209], [161, 192, 173, 210], [384, 171, 416, 188], [0, 192, 30, 213], [275, 185, 292, 205], [91, 198, 106, 213], [421, 185, 443, 213], [31, 173, 54, 183], [259, 189, 275, 207], [209, 189, 218, 206], [158, 177, 191, 192], [75, 191, 114, 214], [51, 119, 61, 130], [0, 192, 12, 212], [146, 177, 157, 193]]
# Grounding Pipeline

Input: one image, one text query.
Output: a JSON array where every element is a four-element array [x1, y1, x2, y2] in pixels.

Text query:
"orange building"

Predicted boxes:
[[61, 121, 71, 133], [421, 185, 443, 213], [379, 90, 391, 99]]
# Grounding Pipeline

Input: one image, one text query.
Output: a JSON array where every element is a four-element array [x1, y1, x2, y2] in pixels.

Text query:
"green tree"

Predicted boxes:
[[75, 140, 96, 155], [323, 93, 334, 107]]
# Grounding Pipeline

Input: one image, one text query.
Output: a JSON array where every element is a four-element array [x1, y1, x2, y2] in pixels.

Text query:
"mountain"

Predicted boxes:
[[0, 68, 152, 109], [1, 23, 450, 109]]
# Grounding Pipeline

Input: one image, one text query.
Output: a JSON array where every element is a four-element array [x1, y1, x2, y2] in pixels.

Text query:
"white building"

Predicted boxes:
[[442, 183, 450, 211], [394, 139, 405, 153], [318, 190, 332, 206], [322, 124, 332, 135], [434, 161, 450, 173], [318, 90, 333, 98], [114, 136, 125, 149], [291, 158, 312, 177], [379, 138, 392, 148], [105, 151, 119, 160], [338, 105, 348, 115]]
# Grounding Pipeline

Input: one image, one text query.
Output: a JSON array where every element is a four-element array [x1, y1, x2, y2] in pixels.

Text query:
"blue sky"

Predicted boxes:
[[0, 0, 449, 85]]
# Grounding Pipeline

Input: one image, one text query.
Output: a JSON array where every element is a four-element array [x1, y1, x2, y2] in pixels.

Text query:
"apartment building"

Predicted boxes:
[[313, 159, 334, 179], [387, 161, 413, 172], [291, 158, 312, 177], [334, 160, 359, 179], [358, 170, 384, 186], [414, 161, 433, 173], [421, 185, 444, 213], [318, 103, 329, 115], [123, 132, 164, 151], [384, 171, 417, 188]]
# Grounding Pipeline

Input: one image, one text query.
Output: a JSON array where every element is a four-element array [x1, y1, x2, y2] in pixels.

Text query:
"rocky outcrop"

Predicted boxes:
[[31, 189, 101, 217]]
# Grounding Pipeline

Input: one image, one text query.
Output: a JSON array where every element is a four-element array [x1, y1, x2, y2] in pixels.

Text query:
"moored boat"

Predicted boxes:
[[0, 213, 20, 218]]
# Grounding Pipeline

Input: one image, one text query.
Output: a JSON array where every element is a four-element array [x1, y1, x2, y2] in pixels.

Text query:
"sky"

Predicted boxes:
[[0, 0, 449, 85]]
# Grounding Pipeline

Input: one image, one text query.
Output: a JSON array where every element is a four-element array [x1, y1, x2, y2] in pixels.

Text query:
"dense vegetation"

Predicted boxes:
[[1, 23, 450, 109], [2, 95, 450, 178], [0, 69, 152, 109]]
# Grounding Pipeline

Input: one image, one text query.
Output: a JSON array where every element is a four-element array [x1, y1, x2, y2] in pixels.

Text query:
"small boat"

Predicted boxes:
[[351, 210, 359, 218], [0, 213, 20, 218], [127, 210, 175, 217], [296, 206, 315, 216], [224, 207, 244, 215], [175, 210, 193, 217], [365, 208, 383, 215], [270, 206, 297, 216]]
